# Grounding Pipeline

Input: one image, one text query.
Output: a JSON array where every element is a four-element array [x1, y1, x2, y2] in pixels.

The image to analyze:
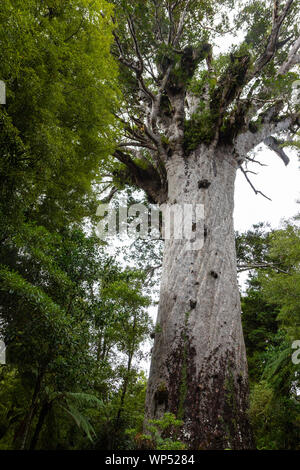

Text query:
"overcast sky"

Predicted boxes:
[[234, 146, 299, 232]]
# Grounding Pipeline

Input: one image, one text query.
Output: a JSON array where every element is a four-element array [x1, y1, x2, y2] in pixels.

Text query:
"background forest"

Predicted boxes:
[[0, 0, 299, 450]]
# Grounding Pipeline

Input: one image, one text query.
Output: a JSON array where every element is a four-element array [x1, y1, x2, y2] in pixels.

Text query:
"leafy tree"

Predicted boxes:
[[239, 220, 300, 449], [260, 221, 300, 339], [0, 0, 119, 232], [0, 228, 153, 449], [87, 267, 152, 450], [0, 0, 153, 451], [237, 224, 281, 381], [0, 229, 97, 449]]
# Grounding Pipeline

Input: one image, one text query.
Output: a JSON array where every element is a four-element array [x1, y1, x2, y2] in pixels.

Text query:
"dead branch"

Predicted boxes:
[[237, 263, 289, 274], [244, 156, 268, 167], [240, 166, 272, 200]]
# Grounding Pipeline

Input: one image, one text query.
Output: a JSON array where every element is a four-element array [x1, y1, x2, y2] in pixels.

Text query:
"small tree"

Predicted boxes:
[[240, 220, 300, 449]]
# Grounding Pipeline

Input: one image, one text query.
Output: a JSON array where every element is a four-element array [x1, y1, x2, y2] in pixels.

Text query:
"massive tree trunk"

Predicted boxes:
[[145, 145, 253, 450]]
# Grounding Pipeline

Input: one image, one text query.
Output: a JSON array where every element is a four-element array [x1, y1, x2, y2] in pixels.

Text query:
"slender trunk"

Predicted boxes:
[[96, 332, 103, 368], [145, 145, 253, 450], [29, 401, 52, 450], [116, 351, 134, 428], [115, 318, 137, 429], [111, 348, 134, 450], [14, 368, 44, 450]]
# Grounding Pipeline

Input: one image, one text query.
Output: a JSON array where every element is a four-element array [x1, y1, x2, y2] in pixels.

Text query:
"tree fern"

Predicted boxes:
[[52, 392, 103, 442]]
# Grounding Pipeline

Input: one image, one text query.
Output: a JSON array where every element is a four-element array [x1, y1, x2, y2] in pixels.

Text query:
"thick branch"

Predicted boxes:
[[210, 54, 251, 145], [234, 105, 299, 159], [113, 149, 167, 204], [277, 35, 300, 74], [251, 0, 294, 77], [172, 0, 191, 47], [264, 136, 290, 165], [226, 1, 296, 133]]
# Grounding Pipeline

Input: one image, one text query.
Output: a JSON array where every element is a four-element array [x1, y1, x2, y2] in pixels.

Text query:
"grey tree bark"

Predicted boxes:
[[145, 145, 253, 450]]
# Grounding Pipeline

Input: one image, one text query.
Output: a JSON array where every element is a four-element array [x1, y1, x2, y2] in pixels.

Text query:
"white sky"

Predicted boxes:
[[234, 146, 299, 232], [211, 11, 300, 229]]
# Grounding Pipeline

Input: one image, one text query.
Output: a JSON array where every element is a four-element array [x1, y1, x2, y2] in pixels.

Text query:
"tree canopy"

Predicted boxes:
[[97, 0, 300, 204]]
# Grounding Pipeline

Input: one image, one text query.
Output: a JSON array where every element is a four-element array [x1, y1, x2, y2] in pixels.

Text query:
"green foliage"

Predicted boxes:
[[0, 226, 153, 449], [130, 412, 187, 450], [55, 392, 103, 442], [249, 380, 300, 450], [259, 222, 300, 339], [0, 0, 154, 451], [240, 219, 300, 449], [241, 281, 279, 382], [0, 0, 119, 231]]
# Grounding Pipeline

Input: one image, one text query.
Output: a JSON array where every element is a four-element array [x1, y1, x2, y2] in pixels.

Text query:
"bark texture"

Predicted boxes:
[[145, 145, 253, 450]]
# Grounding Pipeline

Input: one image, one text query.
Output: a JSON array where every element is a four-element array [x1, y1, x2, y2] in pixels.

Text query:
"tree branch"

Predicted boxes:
[[234, 105, 299, 159], [251, 0, 294, 77], [99, 187, 118, 204], [173, 0, 191, 46], [113, 149, 167, 204], [240, 165, 272, 200], [264, 136, 290, 165], [237, 263, 289, 273], [277, 35, 300, 74]]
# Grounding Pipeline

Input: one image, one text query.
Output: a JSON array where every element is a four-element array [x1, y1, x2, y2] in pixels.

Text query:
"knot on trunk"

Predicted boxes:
[[198, 179, 211, 189]]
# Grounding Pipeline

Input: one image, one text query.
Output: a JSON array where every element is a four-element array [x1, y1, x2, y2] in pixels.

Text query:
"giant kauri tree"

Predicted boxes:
[[104, 0, 300, 449]]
